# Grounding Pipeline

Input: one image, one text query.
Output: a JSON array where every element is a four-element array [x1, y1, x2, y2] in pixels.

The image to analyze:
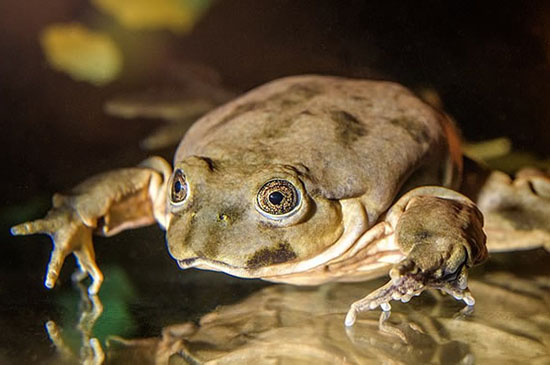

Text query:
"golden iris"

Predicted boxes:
[[257, 179, 298, 215], [171, 169, 188, 203]]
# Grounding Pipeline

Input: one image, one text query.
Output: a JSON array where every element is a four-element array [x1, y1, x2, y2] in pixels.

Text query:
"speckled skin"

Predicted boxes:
[[167, 76, 462, 274], [178, 76, 456, 213], [11, 75, 550, 326]]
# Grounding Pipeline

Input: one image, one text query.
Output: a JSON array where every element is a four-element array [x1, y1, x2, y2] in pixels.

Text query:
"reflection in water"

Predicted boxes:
[[46, 282, 105, 365], [46, 252, 550, 364]]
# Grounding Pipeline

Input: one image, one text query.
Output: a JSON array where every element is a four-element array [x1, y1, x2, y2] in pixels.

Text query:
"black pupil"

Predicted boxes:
[[174, 180, 182, 193], [268, 191, 284, 205]]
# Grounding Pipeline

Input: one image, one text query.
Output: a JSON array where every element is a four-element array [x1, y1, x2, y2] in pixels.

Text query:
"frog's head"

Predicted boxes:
[[165, 156, 345, 277]]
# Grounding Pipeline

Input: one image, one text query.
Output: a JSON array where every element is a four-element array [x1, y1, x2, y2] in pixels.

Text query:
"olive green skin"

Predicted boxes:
[[166, 75, 457, 274]]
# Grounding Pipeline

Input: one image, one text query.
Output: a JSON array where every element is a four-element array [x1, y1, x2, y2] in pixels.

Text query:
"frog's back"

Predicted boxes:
[[177, 75, 460, 220]]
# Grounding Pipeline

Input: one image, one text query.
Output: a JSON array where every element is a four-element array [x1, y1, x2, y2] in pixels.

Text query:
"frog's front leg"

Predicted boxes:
[[345, 187, 488, 326], [10, 156, 172, 295]]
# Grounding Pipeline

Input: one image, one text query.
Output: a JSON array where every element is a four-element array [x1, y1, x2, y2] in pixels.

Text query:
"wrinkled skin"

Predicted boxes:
[[11, 75, 550, 325]]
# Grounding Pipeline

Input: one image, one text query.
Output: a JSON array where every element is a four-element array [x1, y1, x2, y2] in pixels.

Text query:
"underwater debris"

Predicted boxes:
[[40, 23, 122, 86], [92, 0, 213, 33]]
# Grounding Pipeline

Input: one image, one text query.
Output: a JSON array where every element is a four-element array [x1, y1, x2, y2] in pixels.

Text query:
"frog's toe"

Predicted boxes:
[[438, 265, 475, 306], [393, 237, 469, 281], [45, 247, 69, 289], [12, 206, 77, 236], [11, 219, 52, 236], [73, 239, 104, 296], [441, 245, 469, 282], [12, 207, 103, 293], [442, 284, 475, 307], [394, 244, 474, 304], [345, 245, 474, 327], [344, 276, 425, 326]]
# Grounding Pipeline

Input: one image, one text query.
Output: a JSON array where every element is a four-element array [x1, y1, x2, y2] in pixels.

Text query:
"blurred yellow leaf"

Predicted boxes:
[[40, 23, 122, 86], [92, 0, 212, 33], [463, 137, 549, 173], [463, 137, 512, 160]]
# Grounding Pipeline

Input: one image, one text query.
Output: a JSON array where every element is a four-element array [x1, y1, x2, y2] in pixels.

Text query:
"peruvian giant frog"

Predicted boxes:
[[11, 75, 550, 325]]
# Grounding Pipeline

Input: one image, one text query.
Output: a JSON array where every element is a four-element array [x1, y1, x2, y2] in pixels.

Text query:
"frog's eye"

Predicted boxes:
[[257, 179, 299, 217], [171, 169, 188, 204]]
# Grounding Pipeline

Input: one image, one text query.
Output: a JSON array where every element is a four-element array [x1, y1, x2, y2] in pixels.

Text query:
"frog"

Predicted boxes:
[[10, 75, 550, 326]]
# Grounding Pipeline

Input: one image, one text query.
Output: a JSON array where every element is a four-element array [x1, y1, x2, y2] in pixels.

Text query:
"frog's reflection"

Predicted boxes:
[[45, 261, 549, 365], [46, 282, 105, 365]]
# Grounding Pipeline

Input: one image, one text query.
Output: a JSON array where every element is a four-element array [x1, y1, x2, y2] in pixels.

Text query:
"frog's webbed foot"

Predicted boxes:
[[346, 187, 487, 326], [345, 277, 420, 326], [10, 157, 171, 295], [11, 206, 103, 295], [345, 270, 474, 326]]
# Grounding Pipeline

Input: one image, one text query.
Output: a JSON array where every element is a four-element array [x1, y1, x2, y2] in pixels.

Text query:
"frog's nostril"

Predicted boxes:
[[217, 213, 231, 224]]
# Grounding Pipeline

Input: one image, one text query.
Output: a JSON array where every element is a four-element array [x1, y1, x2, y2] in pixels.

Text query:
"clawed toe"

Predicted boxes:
[[345, 276, 426, 326], [345, 263, 475, 327]]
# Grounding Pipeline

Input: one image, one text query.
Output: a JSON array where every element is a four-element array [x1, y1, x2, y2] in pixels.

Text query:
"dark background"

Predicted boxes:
[[1, 1, 550, 362]]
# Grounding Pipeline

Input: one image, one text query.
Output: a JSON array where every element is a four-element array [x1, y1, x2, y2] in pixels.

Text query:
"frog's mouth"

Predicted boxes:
[[176, 256, 259, 278], [177, 257, 238, 270], [177, 257, 198, 268]]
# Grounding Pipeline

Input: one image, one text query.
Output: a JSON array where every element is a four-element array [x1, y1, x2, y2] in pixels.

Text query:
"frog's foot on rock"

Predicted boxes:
[[346, 187, 486, 326]]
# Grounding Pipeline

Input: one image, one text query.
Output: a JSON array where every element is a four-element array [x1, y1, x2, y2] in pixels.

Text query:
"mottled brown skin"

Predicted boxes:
[[394, 196, 486, 283], [169, 76, 457, 272], [178, 76, 453, 204], [10, 75, 550, 326], [165, 156, 344, 271]]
